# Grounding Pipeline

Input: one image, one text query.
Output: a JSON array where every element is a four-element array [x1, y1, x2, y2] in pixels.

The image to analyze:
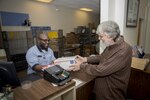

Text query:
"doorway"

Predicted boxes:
[[145, 6, 150, 53]]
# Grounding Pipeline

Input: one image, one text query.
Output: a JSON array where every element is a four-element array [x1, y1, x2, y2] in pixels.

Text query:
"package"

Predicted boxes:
[[54, 56, 76, 70], [131, 57, 149, 70]]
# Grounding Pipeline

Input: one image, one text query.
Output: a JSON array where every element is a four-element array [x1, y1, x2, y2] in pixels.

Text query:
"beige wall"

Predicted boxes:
[[144, 0, 150, 53], [0, 0, 99, 35], [123, 0, 148, 46]]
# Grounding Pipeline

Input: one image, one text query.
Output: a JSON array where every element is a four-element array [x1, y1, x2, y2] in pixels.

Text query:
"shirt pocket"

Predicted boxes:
[[37, 56, 43, 64], [45, 55, 52, 64]]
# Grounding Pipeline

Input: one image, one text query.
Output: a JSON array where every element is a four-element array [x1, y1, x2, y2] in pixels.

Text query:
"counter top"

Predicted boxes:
[[14, 79, 75, 100], [70, 70, 95, 87]]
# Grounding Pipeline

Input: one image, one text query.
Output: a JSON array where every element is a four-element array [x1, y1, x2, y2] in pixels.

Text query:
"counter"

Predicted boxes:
[[14, 79, 76, 100], [70, 70, 95, 100], [127, 54, 150, 100], [14, 54, 150, 100]]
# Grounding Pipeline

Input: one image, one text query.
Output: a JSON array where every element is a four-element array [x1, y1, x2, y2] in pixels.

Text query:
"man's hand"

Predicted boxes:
[[68, 56, 83, 71], [67, 55, 87, 71], [76, 55, 87, 63], [68, 63, 81, 71]]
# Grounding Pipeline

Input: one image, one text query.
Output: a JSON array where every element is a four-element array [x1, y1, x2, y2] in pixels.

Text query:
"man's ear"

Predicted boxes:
[[36, 38, 40, 44]]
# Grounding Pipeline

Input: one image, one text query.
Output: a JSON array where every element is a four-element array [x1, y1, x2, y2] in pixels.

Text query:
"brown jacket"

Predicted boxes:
[[80, 36, 132, 100]]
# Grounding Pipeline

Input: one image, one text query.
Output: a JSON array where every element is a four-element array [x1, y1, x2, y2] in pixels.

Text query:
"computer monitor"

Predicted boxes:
[[0, 61, 20, 90]]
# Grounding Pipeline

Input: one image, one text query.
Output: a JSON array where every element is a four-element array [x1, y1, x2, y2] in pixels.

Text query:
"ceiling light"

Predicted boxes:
[[36, 0, 53, 3], [55, 8, 60, 11], [80, 8, 93, 12]]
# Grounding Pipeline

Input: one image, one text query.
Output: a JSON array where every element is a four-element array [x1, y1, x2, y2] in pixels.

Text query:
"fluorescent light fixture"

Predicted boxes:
[[80, 8, 93, 12], [36, 0, 53, 3]]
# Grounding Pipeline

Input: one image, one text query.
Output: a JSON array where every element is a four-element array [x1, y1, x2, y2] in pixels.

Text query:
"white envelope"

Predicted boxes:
[[54, 56, 76, 70]]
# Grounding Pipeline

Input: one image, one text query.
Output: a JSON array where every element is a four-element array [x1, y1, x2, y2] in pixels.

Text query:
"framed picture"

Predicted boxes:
[[126, 0, 140, 27]]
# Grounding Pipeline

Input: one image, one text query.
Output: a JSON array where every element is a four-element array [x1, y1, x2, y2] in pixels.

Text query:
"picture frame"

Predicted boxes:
[[126, 0, 140, 27]]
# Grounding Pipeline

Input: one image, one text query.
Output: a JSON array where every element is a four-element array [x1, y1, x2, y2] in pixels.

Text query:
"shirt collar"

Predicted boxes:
[[36, 45, 42, 52], [108, 36, 124, 49]]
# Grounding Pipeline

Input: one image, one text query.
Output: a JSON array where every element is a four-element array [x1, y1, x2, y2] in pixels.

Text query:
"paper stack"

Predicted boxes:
[[54, 56, 76, 70]]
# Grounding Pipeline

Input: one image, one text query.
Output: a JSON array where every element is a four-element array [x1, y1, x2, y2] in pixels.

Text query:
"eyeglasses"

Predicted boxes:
[[39, 38, 50, 42]]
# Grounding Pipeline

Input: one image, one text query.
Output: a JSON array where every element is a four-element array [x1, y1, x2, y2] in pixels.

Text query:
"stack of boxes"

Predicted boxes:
[[65, 32, 78, 44], [64, 32, 80, 56], [48, 30, 64, 58]]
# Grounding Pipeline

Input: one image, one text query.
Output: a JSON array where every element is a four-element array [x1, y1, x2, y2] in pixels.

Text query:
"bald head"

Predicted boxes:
[[36, 32, 48, 39], [36, 32, 49, 50]]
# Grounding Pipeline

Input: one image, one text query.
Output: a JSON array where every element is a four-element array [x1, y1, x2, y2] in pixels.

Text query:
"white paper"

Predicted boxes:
[[54, 56, 76, 70], [72, 78, 84, 86]]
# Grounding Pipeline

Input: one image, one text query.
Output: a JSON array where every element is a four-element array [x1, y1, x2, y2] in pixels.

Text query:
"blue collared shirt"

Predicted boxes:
[[26, 45, 56, 74]]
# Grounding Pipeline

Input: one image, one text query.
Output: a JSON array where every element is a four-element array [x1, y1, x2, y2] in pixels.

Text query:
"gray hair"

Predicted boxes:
[[96, 21, 120, 39]]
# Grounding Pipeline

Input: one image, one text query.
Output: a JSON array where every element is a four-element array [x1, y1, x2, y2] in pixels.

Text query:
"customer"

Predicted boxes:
[[70, 21, 132, 100], [26, 32, 56, 75]]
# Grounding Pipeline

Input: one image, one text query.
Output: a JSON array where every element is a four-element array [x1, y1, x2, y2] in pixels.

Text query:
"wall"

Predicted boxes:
[[123, 0, 148, 47], [0, 0, 99, 35], [123, 0, 137, 46], [138, 0, 148, 48], [100, 0, 109, 22], [144, 0, 150, 53]]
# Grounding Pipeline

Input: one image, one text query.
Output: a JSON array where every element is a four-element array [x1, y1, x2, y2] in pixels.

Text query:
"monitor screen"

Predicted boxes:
[[0, 61, 20, 90]]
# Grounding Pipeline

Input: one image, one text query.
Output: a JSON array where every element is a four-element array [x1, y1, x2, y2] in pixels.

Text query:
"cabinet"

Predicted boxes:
[[127, 54, 150, 100], [0, 31, 33, 71], [0, 11, 32, 71]]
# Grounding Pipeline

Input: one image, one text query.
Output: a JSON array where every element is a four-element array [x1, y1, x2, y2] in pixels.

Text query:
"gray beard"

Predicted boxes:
[[99, 40, 107, 54]]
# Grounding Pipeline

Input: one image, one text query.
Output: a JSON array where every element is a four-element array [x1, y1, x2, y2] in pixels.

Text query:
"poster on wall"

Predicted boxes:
[[126, 0, 140, 27]]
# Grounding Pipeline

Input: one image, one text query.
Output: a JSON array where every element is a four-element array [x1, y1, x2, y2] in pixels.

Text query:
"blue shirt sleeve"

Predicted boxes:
[[49, 48, 56, 61], [26, 48, 39, 68]]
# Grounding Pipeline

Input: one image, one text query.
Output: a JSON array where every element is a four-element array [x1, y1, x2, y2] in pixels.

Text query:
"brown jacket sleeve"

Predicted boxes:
[[87, 55, 101, 64], [81, 44, 132, 77]]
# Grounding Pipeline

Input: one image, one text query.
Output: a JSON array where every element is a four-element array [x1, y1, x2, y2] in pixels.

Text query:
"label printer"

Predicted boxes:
[[43, 65, 72, 86]]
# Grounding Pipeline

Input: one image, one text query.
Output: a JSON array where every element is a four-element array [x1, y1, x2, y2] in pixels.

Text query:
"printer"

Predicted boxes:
[[43, 65, 72, 86]]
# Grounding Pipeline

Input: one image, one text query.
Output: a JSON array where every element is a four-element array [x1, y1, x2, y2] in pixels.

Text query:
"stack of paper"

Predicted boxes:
[[131, 57, 149, 70], [54, 56, 76, 70]]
